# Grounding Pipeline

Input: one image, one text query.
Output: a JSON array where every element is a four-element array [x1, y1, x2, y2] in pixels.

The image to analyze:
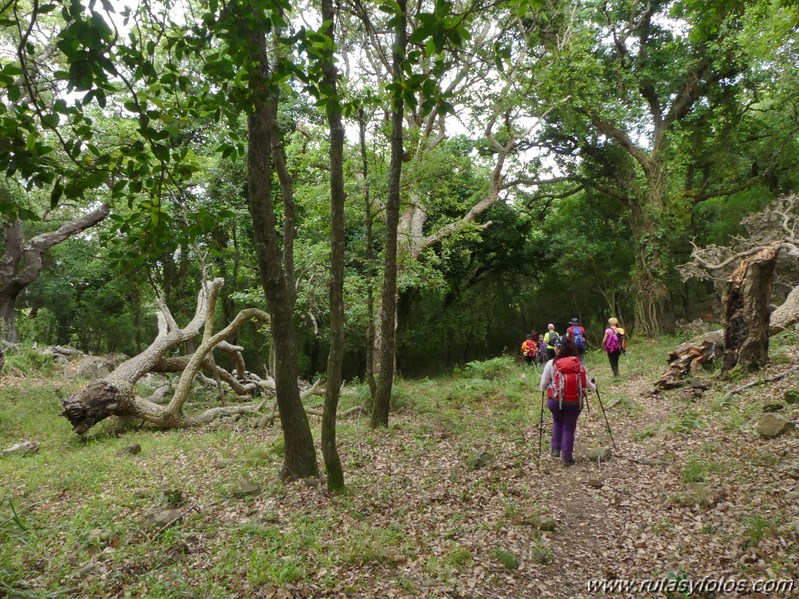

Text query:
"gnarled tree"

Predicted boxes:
[[1, 203, 110, 342], [682, 195, 799, 371], [61, 278, 271, 432]]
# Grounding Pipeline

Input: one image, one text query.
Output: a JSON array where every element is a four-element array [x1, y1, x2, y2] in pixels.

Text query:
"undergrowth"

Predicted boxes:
[[1, 334, 796, 595]]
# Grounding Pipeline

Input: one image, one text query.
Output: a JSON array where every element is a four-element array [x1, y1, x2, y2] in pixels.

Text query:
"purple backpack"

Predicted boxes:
[[605, 329, 621, 352]]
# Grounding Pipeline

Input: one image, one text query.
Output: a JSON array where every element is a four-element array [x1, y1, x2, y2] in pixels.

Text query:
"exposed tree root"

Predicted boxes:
[[722, 364, 799, 401]]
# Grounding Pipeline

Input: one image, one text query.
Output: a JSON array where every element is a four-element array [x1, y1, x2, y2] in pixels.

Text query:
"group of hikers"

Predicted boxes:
[[520, 317, 627, 467]]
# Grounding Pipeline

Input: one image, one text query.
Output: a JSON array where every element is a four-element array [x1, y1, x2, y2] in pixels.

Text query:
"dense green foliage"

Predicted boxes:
[[1, 0, 798, 376]]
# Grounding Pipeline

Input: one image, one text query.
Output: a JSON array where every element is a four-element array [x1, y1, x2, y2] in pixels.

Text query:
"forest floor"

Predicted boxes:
[[1, 335, 799, 598]]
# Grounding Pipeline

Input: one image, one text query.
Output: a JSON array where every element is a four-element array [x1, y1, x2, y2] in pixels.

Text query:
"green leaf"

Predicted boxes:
[[50, 180, 64, 209], [17, 208, 40, 221], [425, 39, 438, 56], [112, 180, 127, 195], [68, 61, 94, 92], [41, 113, 60, 128], [90, 11, 114, 40]]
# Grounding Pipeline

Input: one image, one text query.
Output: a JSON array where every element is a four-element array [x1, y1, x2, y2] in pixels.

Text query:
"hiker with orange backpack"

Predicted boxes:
[[539, 336, 596, 467], [521, 334, 537, 366]]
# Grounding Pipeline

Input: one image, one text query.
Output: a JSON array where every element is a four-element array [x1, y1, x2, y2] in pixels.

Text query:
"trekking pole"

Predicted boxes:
[[591, 378, 617, 452], [536, 390, 545, 468]]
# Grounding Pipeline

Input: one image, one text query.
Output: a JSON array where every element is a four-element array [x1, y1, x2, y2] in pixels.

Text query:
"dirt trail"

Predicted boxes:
[[523, 370, 674, 598], [516, 355, 799, 599]]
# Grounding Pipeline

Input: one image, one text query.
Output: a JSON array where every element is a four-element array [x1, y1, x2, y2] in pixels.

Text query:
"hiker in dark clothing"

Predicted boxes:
[[536, 334, 547, 366], [540, 336, 596, 467]]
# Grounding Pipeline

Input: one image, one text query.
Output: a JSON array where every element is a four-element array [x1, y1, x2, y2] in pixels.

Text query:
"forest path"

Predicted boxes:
[[518, 351, 799, 598], [524, 358, 677, 598], [3, 348, 798, 598]]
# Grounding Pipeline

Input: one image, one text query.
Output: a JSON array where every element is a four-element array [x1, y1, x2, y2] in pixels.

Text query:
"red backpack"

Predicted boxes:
[[549, 356, 586, 406]]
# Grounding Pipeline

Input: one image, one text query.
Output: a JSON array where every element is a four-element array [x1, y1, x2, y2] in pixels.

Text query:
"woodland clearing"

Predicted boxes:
[[1, 335, 798, 598]]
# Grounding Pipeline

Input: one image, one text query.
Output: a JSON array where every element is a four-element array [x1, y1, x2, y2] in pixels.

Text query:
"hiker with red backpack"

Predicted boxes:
[[602, 317, 624, 376], [565, 317, 587, 366], [539, 336, 596, 467]]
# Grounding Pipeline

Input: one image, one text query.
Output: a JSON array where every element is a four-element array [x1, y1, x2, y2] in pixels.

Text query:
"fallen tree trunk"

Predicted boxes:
[[769, 285, 799, 335], [61, 279, 272, 434]]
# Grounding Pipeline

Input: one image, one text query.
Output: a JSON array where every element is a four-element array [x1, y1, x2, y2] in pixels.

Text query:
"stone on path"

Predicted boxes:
[[756, 414, 795, 439], [139, 507, 184, 530], [117, 443, 141, 456], [232, 483, 262, 498], [586, 447, 612, 462]]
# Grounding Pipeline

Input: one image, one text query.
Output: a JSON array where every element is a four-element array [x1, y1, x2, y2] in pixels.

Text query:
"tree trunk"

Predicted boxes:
[[1, 206, 109, 342], [358, 112, 377, 399], [722, 245, 779, 371], [371, 0, 407, 428], [630, 169, 668, 337], [321, 0, 346, 492], [0, 293, 18, 343], [244, 25, 318, 479]]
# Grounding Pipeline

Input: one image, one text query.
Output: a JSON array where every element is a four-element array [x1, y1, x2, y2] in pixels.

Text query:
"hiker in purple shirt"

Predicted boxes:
[[540, 336, 596, 466]]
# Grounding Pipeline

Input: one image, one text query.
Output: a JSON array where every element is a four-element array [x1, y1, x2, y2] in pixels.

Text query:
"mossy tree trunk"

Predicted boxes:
[[242, 17, 318, 479], [371, 0, 407, 428]]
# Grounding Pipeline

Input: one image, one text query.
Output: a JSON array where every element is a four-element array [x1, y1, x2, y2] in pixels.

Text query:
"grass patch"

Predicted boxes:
[[743, 513, 781, 548], [667, 410, 703, 435], [459, 356, 516, 380], [335, 523, 410, 567], [681, 456, 707, 483], [490, 547, 520, 570], [632, 423, 661, 440]]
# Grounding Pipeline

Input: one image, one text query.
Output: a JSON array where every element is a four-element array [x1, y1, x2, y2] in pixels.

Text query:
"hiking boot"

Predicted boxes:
[[562, 459, 576, 467], [551, 449, 561, 458]]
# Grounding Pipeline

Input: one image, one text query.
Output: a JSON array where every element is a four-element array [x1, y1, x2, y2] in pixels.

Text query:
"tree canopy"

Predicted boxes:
[[1, 0, 798, 375]]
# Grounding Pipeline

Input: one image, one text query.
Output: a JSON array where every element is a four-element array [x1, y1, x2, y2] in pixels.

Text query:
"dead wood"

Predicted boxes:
[[722, 364, 799, 401], [722, 245, 779, 371], [655, 331, 723, 390], [61, 279, 272, 434]]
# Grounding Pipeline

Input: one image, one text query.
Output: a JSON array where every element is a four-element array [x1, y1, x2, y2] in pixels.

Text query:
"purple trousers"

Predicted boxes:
[[547, 398, 582, 463]]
